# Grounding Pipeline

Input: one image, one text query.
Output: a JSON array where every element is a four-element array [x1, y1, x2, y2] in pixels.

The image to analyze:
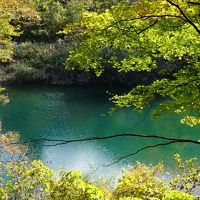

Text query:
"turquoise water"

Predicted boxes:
[[0, 85, 199, 175]]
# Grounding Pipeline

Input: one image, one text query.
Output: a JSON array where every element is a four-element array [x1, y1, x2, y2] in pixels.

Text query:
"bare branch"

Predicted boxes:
[[105, 141, 177, 167], [9, 133, 200, 146], [3, 133, 200, 166]]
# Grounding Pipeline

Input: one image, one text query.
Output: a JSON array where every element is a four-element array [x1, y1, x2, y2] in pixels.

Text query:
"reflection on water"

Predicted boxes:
[[0, 85, 199, 176]]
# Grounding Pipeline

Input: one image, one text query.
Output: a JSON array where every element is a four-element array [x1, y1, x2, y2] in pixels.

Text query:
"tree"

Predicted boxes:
[[27, 0, 121, 40], [0, 0, 39, 20], [63, 0, 200, 126], [0, 0, 39, 62], [18, 0, 86, 41], [0, 6, 18, 62]]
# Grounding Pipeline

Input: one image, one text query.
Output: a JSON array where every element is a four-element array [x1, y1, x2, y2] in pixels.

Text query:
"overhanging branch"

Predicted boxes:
[[3, 133, 200, 166], [167, 0, 200, 34], [9, 133, 200, 146]]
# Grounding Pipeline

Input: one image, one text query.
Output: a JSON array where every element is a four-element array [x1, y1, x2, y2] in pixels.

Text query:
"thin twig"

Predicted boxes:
[[105, 140, 177, 167]]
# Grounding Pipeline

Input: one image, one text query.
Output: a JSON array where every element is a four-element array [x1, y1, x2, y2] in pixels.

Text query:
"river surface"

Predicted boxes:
[[0, 85, 199, 176]]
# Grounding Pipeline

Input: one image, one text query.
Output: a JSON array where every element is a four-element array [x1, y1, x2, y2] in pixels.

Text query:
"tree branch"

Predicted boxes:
[[102, 14, 187, 32], [137, 20, 158, 34], [9, 133, 200, 146], [105, 141, 177, 167], [188, 1, 200, 5], [167, 0, 200, 34], [4, 133, 200, 166]]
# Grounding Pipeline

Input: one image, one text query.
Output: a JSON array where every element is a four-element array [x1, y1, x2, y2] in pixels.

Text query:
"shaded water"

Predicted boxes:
[[0, 85, 199, 175]]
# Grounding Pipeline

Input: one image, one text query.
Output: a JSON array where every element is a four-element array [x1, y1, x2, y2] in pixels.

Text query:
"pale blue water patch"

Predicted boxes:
[[0, 84, 199, 176]]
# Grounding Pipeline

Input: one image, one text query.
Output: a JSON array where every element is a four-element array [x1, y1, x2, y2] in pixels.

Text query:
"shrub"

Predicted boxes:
[[162, 190, 195, 200], [0, 158, 198, 200], [112, 163, 166, 200], [4, 41, 68, 82]]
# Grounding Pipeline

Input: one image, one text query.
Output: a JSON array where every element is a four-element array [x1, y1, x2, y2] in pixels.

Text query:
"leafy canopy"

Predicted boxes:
[[26, 0, 84, 39], [0, 87, 9, 104], [0, 0, 39, 62], [0, 6, 19, 62], [63, 0, 200, 126]]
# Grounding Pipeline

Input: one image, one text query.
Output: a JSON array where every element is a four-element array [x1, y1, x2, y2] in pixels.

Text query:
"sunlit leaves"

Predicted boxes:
[[0, 7, 18, 62], [62, 0, 200, 126], [50, 170, 105, 200], [0, 157, 197, 199], [0, 131, 27, 155], [112, 162, 165, 199], [172, 154, 200, 194], [0, 0, 39, 62], [0, 0, 39, 21], [181, 115, 200, 127], [0, 87, 9, 104], [0, 160, 105, 200]]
